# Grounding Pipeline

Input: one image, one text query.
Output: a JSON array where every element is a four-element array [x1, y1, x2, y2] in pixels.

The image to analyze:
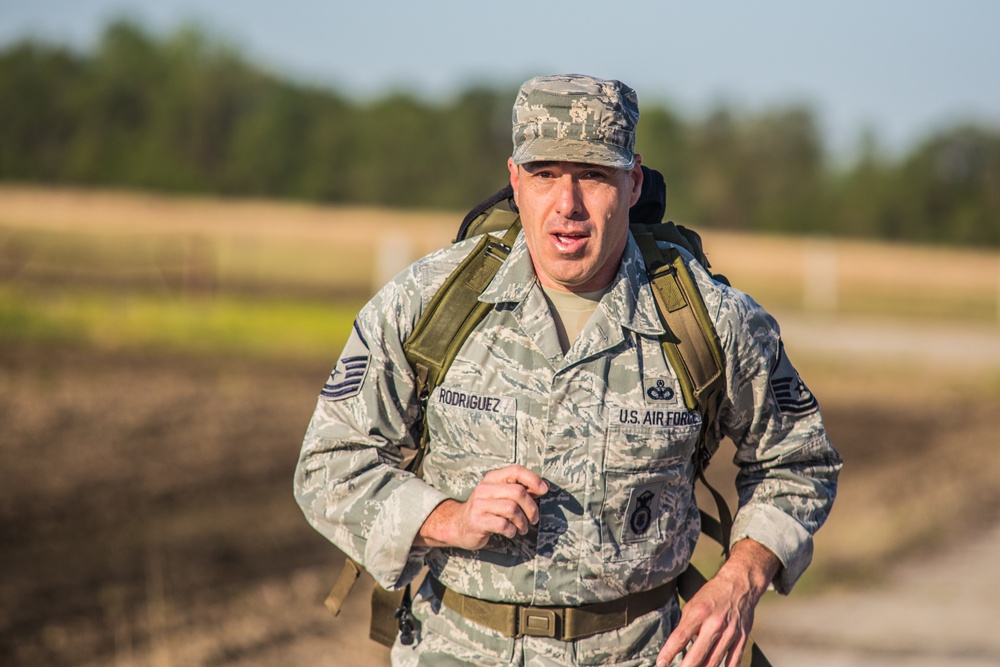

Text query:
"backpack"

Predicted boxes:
[[325, 166, 770, 666]]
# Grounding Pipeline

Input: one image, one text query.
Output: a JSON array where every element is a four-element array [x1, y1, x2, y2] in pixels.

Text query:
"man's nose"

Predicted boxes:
[[553, 175, 583, 218]]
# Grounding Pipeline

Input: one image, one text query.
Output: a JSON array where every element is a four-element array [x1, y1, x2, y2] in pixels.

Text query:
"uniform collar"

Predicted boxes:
[[480, 230, 665, 338]]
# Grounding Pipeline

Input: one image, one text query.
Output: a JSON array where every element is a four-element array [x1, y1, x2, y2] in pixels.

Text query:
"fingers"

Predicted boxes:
[[483, 464, 549, 497], [657, 626, 744, 667], [723, 635, 748, 667], [656, 620, 693, 667], [657, 581, 751, 667], [682, 622, 740, 667], [421, 466, 550, 551], [471, 471, 545, 527], [473, 497, 533, 536]]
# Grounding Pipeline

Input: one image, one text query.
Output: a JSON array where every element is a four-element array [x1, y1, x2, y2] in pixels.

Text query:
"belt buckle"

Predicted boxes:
[[519, 607, 559, 638]]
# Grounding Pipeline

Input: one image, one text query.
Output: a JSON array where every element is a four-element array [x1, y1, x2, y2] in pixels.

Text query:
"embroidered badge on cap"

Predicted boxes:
[[321, 322, 370, 401], [769, 340, 818, 416], [622, 481, 665, 543]]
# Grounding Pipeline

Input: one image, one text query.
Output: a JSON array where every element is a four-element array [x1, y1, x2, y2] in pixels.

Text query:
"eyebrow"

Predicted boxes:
[[521, 161, 557, 172]]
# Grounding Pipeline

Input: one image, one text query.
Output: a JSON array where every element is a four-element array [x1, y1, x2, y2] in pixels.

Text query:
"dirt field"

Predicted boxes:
[[2, 335, 999, 667]]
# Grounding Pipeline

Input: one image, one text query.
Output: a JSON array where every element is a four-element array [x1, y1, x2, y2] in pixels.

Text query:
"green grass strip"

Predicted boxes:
[[0, 286, 361, 361]]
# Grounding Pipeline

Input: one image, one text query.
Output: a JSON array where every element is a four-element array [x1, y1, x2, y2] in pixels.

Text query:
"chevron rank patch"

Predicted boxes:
[[769, 340, 818, 416], [321, 322, 370, 401]]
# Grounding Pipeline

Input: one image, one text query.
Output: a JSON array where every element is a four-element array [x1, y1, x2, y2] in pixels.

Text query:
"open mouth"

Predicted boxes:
[[552, 231, 589, 252]]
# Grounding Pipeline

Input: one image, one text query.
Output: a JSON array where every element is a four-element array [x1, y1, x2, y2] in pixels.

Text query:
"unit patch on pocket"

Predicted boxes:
[[621, 481, 665, 543]]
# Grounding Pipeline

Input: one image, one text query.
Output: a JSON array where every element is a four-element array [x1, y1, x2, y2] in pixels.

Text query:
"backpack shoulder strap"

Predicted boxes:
[[404, 219, 522, 422], [327, 219, 523, 644], [632, 230, 732, 548], [455, 184, 517, 242], [631, 231, 725, 412]]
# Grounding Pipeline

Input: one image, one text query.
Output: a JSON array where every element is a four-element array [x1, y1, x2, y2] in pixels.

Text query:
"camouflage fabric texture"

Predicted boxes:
[[511, 74, 639, 169], [294, 231, 841, 666]]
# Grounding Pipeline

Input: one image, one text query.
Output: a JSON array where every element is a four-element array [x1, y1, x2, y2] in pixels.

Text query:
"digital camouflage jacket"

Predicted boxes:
[[295, 230, 841, 611]]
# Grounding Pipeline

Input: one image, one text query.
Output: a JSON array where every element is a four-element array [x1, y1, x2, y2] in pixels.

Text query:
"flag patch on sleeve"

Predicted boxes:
[[321, 322, 371, 401], [769, 340, 819, 416]]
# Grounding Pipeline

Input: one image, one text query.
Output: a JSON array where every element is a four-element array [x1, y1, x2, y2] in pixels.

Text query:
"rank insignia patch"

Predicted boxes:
[[321, 323, 370, 401], [769, 340, 819, 416]]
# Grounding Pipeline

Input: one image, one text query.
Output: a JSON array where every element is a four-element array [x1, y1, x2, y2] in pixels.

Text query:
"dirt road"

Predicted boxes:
[[775, 310, 1000, 370], [755, 521, 1000, 666], [750, 311, 1000, 666]]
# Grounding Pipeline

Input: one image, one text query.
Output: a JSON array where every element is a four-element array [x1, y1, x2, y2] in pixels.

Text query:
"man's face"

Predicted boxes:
[[508, 157, 643, 292]]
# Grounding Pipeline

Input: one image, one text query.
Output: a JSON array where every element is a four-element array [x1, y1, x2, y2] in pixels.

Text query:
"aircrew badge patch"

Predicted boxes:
[[769, 340, 818, 416], [321, 322, 370, 401]]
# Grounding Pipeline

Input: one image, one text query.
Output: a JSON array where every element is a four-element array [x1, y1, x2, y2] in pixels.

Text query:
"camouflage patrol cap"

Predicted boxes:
[[511, 74, 639, 169]]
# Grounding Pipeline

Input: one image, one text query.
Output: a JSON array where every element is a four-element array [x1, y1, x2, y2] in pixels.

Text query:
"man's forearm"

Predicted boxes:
[[716, 538, 782, 602], [413, 499, 461, 548]]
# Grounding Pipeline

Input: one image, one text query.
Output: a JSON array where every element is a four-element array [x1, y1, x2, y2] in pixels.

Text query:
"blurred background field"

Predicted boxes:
[[2, 186, 1000, 666], [3, 184, 999, 357], [2, 4, 1000, 666]]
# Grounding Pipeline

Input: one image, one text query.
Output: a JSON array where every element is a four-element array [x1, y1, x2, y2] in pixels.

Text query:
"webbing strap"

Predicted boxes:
[[328, 223, 523, 636], [635, 231, 766, 661], [347, 220, 524, 647], [634, 231, 730, 543], [634, 232, 725, 411], [405, 220, 521, 397], [369, 583, 407, 647], [324, 557, 361, 616], [403, 220, 521, 478]]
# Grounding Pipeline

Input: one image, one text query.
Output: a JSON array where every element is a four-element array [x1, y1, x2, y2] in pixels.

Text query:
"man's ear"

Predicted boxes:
[[507, 158, 520, 207], [629, 154, 644, 207]]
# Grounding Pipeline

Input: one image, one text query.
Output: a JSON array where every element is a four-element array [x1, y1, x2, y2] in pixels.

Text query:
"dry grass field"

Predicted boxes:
[[2, 184, 998, 322], [2, 185, 1000, 666]]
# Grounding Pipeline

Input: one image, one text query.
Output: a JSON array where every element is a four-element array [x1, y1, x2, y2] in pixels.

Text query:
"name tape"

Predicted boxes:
[[434, 387, 515, 416]]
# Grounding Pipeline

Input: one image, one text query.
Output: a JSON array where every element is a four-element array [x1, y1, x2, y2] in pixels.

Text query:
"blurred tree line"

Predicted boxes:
[[1, 20, 998, 246]]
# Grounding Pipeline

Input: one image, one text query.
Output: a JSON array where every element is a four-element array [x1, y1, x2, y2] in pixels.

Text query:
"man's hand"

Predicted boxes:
[[414, 465, 549, 551], [656, 539, 781, 667]]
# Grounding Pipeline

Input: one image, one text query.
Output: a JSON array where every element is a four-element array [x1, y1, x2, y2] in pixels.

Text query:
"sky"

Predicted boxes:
[[3, 0, 999, 157]]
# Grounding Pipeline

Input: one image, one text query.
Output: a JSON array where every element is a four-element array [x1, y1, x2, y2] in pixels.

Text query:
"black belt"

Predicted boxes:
[[429, 577, 677, 641]]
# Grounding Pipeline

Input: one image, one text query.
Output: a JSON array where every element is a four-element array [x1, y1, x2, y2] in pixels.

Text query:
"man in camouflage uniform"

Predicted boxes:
[[295, 74, 841, 667]]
